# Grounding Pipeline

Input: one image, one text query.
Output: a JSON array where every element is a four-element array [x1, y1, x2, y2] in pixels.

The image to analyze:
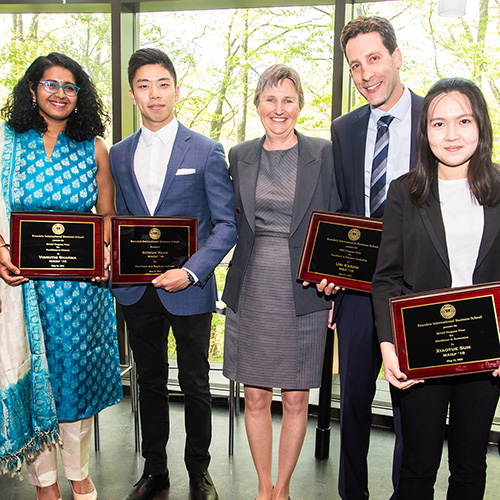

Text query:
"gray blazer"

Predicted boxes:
[[371, 175, 500, 344], [222, 132, 341, 316]]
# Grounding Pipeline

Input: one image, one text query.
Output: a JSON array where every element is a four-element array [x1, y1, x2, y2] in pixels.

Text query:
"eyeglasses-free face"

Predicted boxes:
[[37, 80, 81, 97]]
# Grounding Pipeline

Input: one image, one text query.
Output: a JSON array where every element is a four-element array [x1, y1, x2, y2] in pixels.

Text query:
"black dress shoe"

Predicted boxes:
[[122, 469, 170, 500], [189, 470, 218, 500]]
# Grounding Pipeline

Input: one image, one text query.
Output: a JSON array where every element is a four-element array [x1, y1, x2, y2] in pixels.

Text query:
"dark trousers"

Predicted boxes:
[[336, 292, 402, 500], [121, 286, 213, 476], [397, 373, 500, 500]]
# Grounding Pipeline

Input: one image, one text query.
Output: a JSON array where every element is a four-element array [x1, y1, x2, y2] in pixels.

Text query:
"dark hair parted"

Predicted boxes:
[[340, 16, 398, 57], [406, 77, 500, 207], [1, 52, 108, 141], [254, 64, 304, 110], [128, 48, 177, 88]]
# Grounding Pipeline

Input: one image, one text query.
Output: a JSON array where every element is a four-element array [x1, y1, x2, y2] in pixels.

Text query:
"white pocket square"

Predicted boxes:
[[176, 168, 196, 175]]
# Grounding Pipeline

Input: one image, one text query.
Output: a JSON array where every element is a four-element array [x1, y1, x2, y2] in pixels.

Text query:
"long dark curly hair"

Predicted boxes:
[[1, 52, 109, 141]]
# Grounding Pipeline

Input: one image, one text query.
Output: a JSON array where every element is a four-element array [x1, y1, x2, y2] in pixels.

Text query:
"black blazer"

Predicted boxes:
[[222, 132, 341, 316], [371, 175, 500, 344]]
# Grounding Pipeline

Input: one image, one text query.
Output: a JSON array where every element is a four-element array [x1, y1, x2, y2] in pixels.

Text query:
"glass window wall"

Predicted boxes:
[[0, 0, 498, 428]]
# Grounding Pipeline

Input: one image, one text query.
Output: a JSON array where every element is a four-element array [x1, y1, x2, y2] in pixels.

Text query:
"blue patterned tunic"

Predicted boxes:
[[10, 128, 122, 421]]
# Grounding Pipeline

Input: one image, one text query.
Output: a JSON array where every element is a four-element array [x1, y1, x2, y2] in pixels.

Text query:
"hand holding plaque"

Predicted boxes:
[[297, 211, 382, 292], [390, 283, 500, 379], [110, 216, 198, 284]]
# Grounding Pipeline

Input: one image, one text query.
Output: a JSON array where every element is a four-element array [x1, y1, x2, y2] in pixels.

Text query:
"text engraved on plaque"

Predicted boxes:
[[297, 211, 382, 292], [391, 284, 500, 378], [110, 216, 198, 284], [118, 225, 191, 276], [19, 220, 95, 270], [10, 212, 103, 278]]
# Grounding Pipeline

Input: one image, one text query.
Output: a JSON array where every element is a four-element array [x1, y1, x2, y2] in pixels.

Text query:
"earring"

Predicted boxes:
[[32, 96, 37, 108], [74, 106, 78, 114]]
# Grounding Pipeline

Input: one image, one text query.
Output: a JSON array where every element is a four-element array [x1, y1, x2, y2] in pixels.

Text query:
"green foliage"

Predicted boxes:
[[215, 264, 228, 293], [138, 1, 500, 158], [2, 3, 500, 157], [209, 312, 226, 363], [140, 6, 335, 148]]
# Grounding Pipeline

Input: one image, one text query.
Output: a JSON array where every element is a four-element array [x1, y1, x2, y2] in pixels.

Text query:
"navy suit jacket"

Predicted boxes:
[[109, 122, 237, 316], [331, 90, 423, 216], [330, 90, 423, 338], [222, 132, 341, 316]]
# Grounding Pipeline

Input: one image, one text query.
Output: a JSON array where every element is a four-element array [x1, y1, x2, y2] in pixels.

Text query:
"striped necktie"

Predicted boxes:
[[370, 114, 394, 218]]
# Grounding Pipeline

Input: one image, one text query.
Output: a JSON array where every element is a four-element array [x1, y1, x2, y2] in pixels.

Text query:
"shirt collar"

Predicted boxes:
[[140, 117, 178, 146], [370, 85, 411, 123]]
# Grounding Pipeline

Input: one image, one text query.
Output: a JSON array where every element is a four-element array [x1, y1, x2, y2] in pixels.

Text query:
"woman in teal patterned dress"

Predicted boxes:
[[0, 53, 122, 500]]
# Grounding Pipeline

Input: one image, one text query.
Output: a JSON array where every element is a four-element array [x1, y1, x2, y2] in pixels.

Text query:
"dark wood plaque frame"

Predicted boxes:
[[10, 211, 104, 278], [390, 283, 500, 379], [110, 216, 198, 284], [297, 211, 382, 292]]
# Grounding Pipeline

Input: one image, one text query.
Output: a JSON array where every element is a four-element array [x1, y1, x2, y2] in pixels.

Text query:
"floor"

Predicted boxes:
[[1, 396, 500, 500]]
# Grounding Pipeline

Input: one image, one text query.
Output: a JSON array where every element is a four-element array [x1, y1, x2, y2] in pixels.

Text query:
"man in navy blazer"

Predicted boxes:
[[109, 49, 236, 500], [328, 17, 423, 500]]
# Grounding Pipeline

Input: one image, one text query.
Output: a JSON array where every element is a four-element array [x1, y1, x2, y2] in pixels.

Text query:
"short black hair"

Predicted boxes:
[[1, 52, 108, 141], [128, 48, 177, 88]]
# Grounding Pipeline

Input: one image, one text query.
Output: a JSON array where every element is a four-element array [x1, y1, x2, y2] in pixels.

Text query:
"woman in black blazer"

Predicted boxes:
[[372, 78, 500, 500]]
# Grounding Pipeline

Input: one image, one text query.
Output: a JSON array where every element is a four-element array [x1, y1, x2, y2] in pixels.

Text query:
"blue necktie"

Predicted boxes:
[[370, 115, 394, 218]]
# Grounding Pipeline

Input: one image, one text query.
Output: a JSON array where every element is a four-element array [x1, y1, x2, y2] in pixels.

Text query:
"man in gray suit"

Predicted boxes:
[[109, 48, 236, 500]]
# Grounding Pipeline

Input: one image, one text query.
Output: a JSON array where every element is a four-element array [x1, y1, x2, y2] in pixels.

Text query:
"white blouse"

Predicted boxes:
[[438, 177, 484, 287]]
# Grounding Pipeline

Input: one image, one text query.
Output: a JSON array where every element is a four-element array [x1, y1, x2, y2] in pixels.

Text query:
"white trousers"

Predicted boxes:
[[27, 417, 93, 487]]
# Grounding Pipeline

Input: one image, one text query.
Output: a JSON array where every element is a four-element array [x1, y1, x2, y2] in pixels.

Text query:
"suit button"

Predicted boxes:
[[235, 207, 241, 214]]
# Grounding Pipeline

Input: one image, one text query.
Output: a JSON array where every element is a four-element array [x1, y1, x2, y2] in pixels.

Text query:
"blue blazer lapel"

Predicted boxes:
[[238, 137, 263, 233], [154, 123, 190, 215], [290, 133, 321, 237]]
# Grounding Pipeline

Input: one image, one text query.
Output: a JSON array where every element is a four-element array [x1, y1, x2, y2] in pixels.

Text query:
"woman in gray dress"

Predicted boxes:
[[223, 64, 340, 500]]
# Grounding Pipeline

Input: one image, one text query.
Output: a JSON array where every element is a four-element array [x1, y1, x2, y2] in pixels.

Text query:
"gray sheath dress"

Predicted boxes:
[[223, 144, 329, 389]]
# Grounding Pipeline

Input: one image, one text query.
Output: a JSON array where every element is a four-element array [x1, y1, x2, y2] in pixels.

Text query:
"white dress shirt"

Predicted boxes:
[[364, 86, 412, 216], [134, 118, 179, 214]]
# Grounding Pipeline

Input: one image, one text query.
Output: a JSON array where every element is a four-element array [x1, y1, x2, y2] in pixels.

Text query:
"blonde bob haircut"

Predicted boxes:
[[254, 64, 304, 110]]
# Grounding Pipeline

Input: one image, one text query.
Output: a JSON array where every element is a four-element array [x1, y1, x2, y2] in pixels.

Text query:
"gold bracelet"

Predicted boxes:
[[0, 243, 10, 249]]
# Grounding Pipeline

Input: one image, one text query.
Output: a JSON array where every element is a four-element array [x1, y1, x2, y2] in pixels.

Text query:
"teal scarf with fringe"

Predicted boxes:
[[0, 124, 60, 476]]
